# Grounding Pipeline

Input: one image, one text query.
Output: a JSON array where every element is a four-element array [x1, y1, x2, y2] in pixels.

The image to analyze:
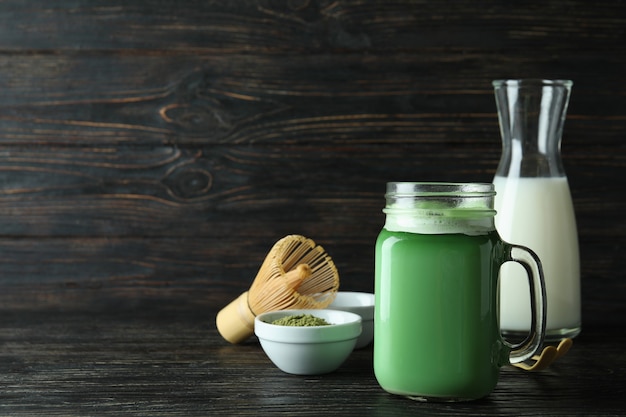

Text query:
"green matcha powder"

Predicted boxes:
[[270, 314, 330, 327]]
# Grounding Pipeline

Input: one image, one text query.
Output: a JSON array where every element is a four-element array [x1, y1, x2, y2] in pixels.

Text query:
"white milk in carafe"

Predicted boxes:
[[494, 176, 581, 334]]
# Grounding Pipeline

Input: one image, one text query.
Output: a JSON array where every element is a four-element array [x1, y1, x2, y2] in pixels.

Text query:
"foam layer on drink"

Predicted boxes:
[[383, 207, 495, 235]]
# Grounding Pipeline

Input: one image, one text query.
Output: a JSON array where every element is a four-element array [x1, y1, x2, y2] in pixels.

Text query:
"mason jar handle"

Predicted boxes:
[[502, 243, 547, 364]]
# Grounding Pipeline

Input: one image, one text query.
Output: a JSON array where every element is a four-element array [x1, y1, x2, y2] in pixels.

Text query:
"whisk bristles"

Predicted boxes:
[[249, 235, 339, 314]]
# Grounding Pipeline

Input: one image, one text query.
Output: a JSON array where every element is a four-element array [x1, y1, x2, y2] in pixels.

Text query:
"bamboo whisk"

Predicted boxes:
[[216, 235, 340, 344]]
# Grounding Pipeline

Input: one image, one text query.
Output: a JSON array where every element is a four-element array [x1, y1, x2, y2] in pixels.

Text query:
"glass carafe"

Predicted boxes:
[[492, 79, 581, 342]]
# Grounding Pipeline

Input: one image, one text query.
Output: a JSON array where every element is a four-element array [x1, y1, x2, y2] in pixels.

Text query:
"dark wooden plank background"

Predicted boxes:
[[0, 1, 624, 329]]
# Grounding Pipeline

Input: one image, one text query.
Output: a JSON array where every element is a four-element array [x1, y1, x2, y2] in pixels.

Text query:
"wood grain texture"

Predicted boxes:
[[0, 310, 624, 416], [0, 0, 623, 54], [0, 0, 623, 368], [0, 54, 623, 145]]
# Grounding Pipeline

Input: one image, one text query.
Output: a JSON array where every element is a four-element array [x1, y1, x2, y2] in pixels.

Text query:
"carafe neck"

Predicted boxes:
[[493, 79, 572, 178]]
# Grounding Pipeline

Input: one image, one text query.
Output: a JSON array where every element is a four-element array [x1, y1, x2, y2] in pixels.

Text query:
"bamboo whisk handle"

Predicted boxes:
[[216, 292, 256, 344]]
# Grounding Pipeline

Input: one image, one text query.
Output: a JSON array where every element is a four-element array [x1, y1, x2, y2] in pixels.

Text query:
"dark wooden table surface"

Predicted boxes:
[[1, 307, 624, 416]]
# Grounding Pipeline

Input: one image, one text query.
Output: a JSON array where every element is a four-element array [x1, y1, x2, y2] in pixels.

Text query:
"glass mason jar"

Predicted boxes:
[[492, 79, 581, 341], [374, 182, 546, 401]]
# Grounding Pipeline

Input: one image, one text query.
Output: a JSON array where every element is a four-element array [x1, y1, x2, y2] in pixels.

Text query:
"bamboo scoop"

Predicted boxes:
[[512, 338, 573, 371], [216, 235, 340, 344]]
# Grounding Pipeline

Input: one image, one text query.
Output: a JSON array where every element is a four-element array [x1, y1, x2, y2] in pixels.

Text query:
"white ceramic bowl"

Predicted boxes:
[[255, 309, 362, 375], [328, 292, 374, 348]]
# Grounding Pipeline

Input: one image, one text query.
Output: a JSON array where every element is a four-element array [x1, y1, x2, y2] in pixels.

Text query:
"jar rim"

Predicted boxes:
[[384, 182, 496, 218], [492, 79, 573, 88], [385, 182, 495, 197]]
